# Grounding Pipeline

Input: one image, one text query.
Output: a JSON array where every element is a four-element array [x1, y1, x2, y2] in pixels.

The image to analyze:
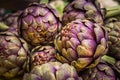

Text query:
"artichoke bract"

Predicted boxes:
[[23, 62, 81, 80], [105, 18, 120, 60], [54, 19, 108, 71], [2, 11, 22, 35], [31, 45, 56, 67], [0, 32, 29, 78], [62, 0, 103, 25], [80, 62, 116, 80], [18, 3, 61, 46]]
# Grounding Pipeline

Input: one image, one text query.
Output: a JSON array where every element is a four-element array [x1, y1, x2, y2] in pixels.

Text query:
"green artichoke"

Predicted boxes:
[[18, 3, 61, 46], [105, 17, 120, 60], [0, 32, 29, 78], [23, 62, 82, 80], [54, 19, 108, 71], [62, 0, 103, 25], [80, 61, 117, 80], [2, 11, 22, 35], [31, 45, 56, 68]]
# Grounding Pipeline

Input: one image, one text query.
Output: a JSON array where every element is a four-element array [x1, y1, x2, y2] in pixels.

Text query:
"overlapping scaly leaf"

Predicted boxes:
[[55, 19, 108, 71], [18, 3, 61, 46]]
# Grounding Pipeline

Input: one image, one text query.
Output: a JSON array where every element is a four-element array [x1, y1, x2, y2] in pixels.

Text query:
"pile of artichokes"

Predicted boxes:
[[0, 0, 120, 80]]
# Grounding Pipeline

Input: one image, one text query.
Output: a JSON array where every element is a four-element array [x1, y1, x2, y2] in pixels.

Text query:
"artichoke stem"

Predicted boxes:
[[0, 22, 9, 31], [105, 6, 120, 18], [101, 55, 116, 65]]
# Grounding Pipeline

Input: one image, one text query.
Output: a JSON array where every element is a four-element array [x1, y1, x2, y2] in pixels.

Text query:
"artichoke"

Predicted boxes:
[[80, 61, 117, 80], [31, 45, 56, 68], [0, 32, 29, 78], [23, 62, 82, 80], [54, 19, 108, 71], [18, 3, 61, 46], [2, 11, 22, 35], [105, 17, 120, 60], [62, 0, 103, 25]]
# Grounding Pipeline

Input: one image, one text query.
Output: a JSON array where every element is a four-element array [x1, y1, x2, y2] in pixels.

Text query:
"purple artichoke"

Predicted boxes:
[[105, 17, 120, 60], [18, 3, 61, 46], [80, 62, 117, 80], [0, 32, 29, 78], [2, 11, 22, 35], [23, 62, 82, 80], [31, 45, 56, 67], [62, 0, 103, 25], [54, 19, 108, 71]]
